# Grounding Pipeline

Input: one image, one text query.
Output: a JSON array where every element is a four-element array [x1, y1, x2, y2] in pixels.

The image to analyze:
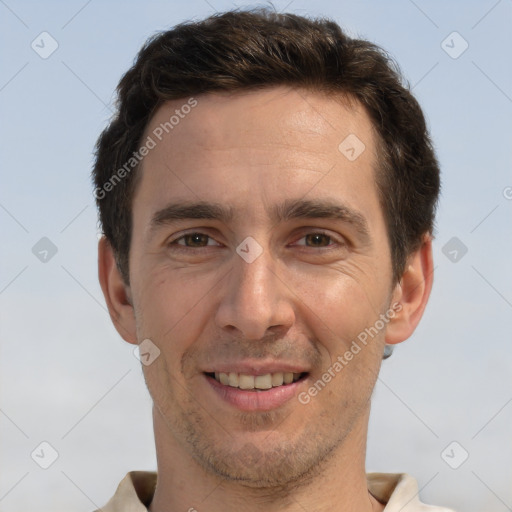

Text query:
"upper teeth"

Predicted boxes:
[[214, 372, 302, 389]]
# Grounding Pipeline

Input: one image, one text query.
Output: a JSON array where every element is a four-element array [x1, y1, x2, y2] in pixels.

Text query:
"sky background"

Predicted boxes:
[[1, 1, 511, 511]]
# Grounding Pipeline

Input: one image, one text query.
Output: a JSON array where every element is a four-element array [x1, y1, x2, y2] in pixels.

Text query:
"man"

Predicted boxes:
[[93, 8, 454, 512]]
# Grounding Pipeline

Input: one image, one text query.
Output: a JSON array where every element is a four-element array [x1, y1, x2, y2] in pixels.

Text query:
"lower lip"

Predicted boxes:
[[204, 374, 307, 412]]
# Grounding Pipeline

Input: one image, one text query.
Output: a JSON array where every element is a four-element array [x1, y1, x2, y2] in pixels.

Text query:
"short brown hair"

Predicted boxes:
[[92, 8, 440, 285]]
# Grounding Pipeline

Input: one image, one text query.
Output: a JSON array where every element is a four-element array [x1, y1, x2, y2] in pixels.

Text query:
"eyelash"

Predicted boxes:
[[167, 230, 346, 252]]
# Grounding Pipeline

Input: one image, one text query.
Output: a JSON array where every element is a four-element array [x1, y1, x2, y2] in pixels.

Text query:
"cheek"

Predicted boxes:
[[286, 264, 384, 346], [134, 270, 210, 409], [133, 265, 217, 357], [286, 265, 387, 397]]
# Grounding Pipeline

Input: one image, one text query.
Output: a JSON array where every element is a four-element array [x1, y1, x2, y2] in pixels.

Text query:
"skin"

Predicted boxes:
[[99, 86, 434, 512]]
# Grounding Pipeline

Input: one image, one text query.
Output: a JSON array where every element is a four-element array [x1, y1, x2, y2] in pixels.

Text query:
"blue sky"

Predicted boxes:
[[1, 1, 511, 511]]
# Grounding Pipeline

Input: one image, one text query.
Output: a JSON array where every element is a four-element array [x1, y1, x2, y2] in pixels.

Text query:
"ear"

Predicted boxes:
[[98, 236, 138, 345], [385, 234, 434, 345]]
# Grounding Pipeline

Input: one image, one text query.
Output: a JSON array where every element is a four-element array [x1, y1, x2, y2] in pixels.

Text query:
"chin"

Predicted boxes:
[[191, 432, 339, 490]]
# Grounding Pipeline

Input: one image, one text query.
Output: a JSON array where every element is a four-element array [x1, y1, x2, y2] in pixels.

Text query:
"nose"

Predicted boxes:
[[214, 246, 295, 340]]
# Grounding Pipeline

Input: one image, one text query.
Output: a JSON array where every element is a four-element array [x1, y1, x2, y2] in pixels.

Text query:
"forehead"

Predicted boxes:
[[134, 86, 382, 232], [145, 86, 374, 162]]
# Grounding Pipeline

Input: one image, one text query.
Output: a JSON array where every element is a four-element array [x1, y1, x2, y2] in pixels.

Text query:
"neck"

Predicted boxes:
[[148, 405, 384, 512]]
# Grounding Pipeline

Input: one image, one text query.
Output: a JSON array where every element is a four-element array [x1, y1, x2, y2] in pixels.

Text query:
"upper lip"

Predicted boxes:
[[202, 361, 310, 375]]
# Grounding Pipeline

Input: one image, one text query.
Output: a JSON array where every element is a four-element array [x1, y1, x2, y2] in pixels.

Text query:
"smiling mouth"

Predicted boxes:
[[205, 372, 308, 391]]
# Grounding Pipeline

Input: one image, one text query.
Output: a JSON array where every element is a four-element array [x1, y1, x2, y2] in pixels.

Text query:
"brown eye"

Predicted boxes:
[[172, 233, 217, 247], [290, 231, 348, 255], [304, 233, 331, 247]]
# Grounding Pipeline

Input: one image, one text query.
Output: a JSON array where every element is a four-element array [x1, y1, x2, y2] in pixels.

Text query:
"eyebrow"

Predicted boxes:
[[272, 199, 370, 241], [150, 198, 371, 242], [151, 202, 235, 227]]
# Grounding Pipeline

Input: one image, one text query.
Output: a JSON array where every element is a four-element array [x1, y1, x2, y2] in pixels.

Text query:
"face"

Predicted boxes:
[[128, 87, 397, 486]]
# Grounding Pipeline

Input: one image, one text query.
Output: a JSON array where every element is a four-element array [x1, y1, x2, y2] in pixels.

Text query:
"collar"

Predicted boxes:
[[98, 471, 455, 511]]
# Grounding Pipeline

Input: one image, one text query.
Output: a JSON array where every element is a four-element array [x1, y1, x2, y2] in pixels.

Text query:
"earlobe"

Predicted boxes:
[[98, 236, 138, 345], [385, 235, 434, 345]]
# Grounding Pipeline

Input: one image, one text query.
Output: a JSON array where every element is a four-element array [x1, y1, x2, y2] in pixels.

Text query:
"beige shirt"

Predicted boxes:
[[96, 471, 456, 511]]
